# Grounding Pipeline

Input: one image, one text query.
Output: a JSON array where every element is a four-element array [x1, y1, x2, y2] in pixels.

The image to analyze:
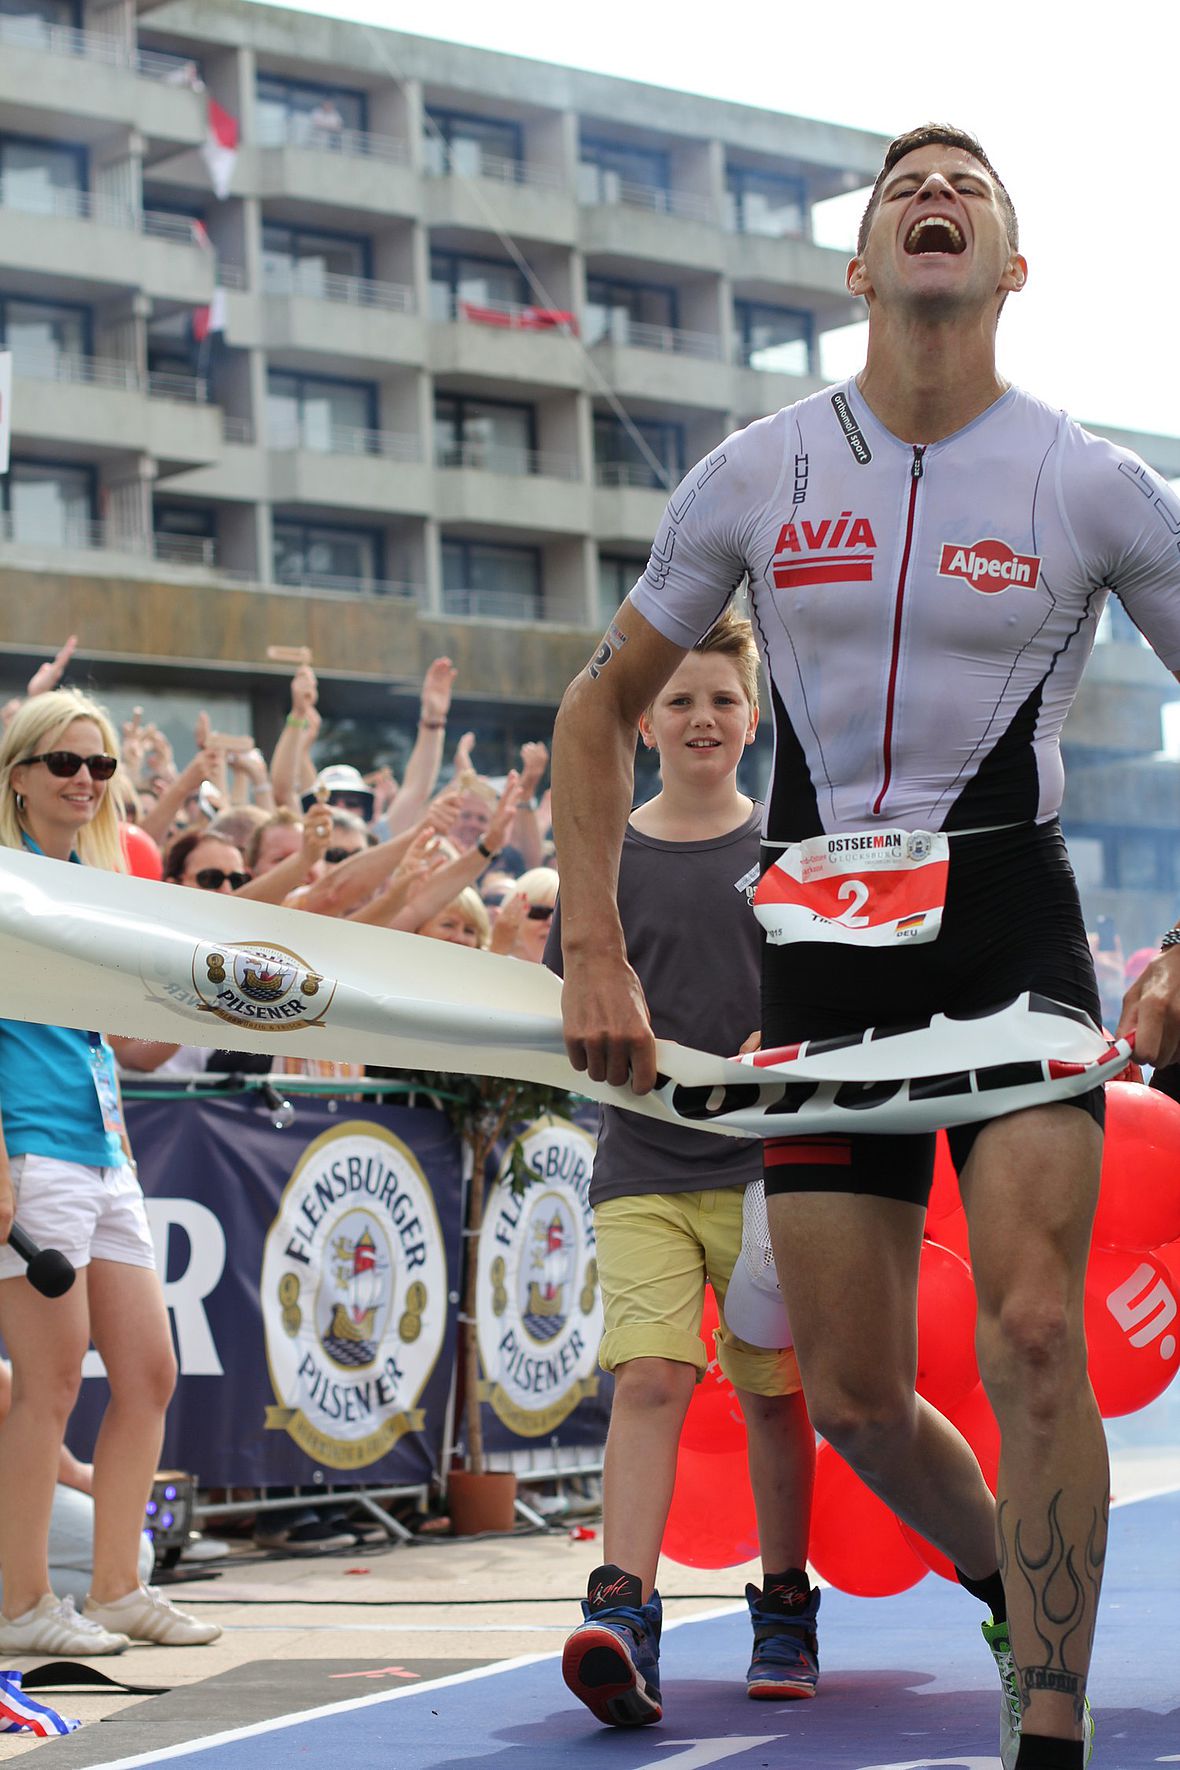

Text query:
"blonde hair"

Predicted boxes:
[[450, 886, 491, 949], [514, 866, 559, 908], [692, 606, 760, 712], [0, 690, 126, 872]]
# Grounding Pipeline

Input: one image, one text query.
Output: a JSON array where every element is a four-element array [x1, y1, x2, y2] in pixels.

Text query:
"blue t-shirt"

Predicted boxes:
[[0, 837, 125, 1168]]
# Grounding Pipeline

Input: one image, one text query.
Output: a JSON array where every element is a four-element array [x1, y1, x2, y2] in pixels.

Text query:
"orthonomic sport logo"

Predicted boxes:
[[938, 537, 1042, 592]]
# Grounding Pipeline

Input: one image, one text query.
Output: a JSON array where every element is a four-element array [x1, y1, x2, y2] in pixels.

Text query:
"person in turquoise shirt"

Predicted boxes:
[[0, 688, 218, 1656]]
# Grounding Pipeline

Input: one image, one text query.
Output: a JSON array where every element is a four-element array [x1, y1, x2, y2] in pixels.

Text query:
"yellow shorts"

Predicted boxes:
[[594, 1188, 801, 1397]]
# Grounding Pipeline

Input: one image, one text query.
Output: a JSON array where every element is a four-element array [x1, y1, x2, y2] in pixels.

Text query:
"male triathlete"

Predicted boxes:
[[551, 123, 1180, 1770]]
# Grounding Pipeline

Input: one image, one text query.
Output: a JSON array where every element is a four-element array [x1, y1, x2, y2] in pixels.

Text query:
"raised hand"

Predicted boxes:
[[27, 634, 77, 698], [420, 656, 457, 725]]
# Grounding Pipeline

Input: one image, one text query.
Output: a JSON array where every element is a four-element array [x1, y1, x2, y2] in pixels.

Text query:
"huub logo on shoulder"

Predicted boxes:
[[192, 939, 336, 1031]]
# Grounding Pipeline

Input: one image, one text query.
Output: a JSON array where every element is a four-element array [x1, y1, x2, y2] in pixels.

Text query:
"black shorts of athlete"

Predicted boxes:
[[760, 819, 1105, 1209]]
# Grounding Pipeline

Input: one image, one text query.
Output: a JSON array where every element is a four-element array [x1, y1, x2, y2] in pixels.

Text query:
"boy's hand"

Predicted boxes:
[[738, 1030, 762, 1056]]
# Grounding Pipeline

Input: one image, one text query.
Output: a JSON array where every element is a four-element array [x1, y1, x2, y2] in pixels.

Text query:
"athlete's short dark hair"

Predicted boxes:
[[856, 123, 1019, 257]]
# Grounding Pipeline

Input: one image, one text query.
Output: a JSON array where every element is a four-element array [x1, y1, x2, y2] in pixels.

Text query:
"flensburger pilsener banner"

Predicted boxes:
[[0, 849, 1130, 1138], [476, 1115, 611, 1448]]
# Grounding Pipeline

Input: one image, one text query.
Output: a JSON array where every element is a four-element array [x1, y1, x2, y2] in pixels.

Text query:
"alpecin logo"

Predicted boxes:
[[772, 512, 877, 591], [939, 537, 1042, 593]]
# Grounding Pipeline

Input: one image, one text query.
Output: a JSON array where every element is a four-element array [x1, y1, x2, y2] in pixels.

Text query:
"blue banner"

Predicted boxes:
[[69, 1096, 464, 1489]]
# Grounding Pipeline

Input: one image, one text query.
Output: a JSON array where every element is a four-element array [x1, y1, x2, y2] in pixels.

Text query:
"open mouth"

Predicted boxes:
[[904, 215, 965, 255]]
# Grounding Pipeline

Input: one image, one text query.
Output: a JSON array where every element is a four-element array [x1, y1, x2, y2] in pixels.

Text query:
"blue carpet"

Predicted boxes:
[[92, 1489, 1180, 1769]]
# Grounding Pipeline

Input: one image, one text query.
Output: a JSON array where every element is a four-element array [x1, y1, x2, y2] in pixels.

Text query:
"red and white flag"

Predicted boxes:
[[201, 97, 239, 199], [193, 287, 228, 343]]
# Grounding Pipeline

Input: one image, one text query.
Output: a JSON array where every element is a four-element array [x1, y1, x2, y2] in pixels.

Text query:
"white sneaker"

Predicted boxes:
[[0, 1593, 129, 1656], [85, 1583, 222, 1646]]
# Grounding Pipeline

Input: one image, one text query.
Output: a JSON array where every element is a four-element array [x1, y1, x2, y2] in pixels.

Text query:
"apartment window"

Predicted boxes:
[[255, 75, 366, 146], [734, 300, 815, 375], [1, 459, 93, 546], [273, 520, 383, 591], [0, 135, 86, 217], [585, 276, 677, 348], [597, 553, 647, 624], [725, 165, 806, 238], [441, 538, 541, 620], [154, 502, 216, 565], [429, 249, 528, 322], [0, 294, 89, 372], [0, 0, 80, 28], [266, 371, 376, 452], [261, 222, 371, 294], [593, 414, 683, 490], [423, 108, 522, 180], [578, 135, 669, 206], [434, 394, 536, 474]]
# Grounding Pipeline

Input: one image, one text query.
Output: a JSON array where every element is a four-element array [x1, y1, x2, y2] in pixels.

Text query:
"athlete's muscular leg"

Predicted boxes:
[[961, 1103, 1106, 1744], [765, 1191, 997, 1574]]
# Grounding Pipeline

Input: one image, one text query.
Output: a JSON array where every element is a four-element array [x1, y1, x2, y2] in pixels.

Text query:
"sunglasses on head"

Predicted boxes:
[[526, 903, 555, 921], [193, 867, 251, 891], [18, 750, 118, 782]]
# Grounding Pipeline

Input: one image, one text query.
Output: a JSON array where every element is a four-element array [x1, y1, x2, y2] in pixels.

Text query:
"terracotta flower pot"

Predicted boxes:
[[447, 1470, 517, 1537]]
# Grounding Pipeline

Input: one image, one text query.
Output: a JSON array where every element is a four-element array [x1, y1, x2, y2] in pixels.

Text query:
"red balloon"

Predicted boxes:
[[901, 1384, 1001, 1581], [916, 1240, 979, 1412], [926, 1132, 961, 1223], [1093, 1083, 1180, 1252], [120, 822, 163, 880], [1155, 1237, 1180, 1292], [808, 1441, 927, 1597], [663, 1440, 759, 1569], [1085, 1244, 1180, 1417], [681, 1286, 745, 1452], [931, 1204, 972, 1266]]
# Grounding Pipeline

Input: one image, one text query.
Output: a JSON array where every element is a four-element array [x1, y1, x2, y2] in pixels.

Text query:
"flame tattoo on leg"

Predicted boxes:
[[999, 1490, 1107, 1725]]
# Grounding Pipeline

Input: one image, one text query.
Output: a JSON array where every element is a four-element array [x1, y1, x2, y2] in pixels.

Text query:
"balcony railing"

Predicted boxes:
[[441, 587, 542, 623], [594, 460, 674, 491], [0, 13, 199, 82], [261, 262, 415, 313], [254, 570, 420, 601], [267, 419, 420, 461], [587, 317, 724, 361], [8, 348, 205, 404], [255, 114, 412, 165], [435, 442, 581, 481], [151, 532, 217, 567], [0, 180, 220, 247], [222, 414, 255, 445], [423, 144, 565, 193], [578, 168, 715, 225]]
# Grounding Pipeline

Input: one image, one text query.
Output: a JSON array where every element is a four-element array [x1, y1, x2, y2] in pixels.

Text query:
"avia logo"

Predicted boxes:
[[939, 537, 1042, 592], [772, 512, 877, 590]]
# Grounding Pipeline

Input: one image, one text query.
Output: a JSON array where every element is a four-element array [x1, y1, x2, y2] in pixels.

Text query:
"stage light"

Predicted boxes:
[[145, 1470, 196, 1570]]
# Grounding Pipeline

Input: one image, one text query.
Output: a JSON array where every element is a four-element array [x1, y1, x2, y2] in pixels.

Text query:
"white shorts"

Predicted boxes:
[[0, 1154, 157, 1280]]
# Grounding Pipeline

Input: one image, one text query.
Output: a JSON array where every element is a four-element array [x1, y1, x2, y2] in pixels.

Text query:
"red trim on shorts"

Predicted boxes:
[[765, 1139, 852, 1167]]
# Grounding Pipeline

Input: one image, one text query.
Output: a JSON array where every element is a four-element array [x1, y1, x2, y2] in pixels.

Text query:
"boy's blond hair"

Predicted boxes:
[[692, 605, 760, 712]]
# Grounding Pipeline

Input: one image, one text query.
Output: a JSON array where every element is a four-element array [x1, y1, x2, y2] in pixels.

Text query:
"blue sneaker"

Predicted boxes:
[[562, 1565, 662, 1727], [745, 1581, 821, 1700]]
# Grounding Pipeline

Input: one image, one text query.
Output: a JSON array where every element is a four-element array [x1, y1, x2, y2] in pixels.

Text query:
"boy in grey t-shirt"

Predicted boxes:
[[549, 609, 819, 1729]]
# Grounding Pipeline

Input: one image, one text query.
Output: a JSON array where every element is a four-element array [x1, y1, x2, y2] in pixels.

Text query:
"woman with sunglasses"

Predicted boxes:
[[0, 690, 220, 1655], [162, 829, 250, 894]]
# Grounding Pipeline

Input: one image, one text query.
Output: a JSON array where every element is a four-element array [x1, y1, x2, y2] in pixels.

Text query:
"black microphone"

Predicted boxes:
[[7, 1223, 76, 1298]]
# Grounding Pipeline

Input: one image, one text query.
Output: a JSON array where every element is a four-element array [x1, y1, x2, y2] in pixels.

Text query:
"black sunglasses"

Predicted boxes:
[[18, 750, 118, 782], [323, 846, 360, 865], [527, 903, 555, 921], [193, 867, 251, 891]]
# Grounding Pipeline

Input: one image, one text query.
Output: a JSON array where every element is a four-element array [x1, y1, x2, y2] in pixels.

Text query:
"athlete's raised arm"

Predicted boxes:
[[551, 600, 687, 1092]]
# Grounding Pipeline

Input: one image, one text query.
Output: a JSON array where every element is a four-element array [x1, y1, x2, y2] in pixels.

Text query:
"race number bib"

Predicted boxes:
[[753, 828, 949, 947]]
